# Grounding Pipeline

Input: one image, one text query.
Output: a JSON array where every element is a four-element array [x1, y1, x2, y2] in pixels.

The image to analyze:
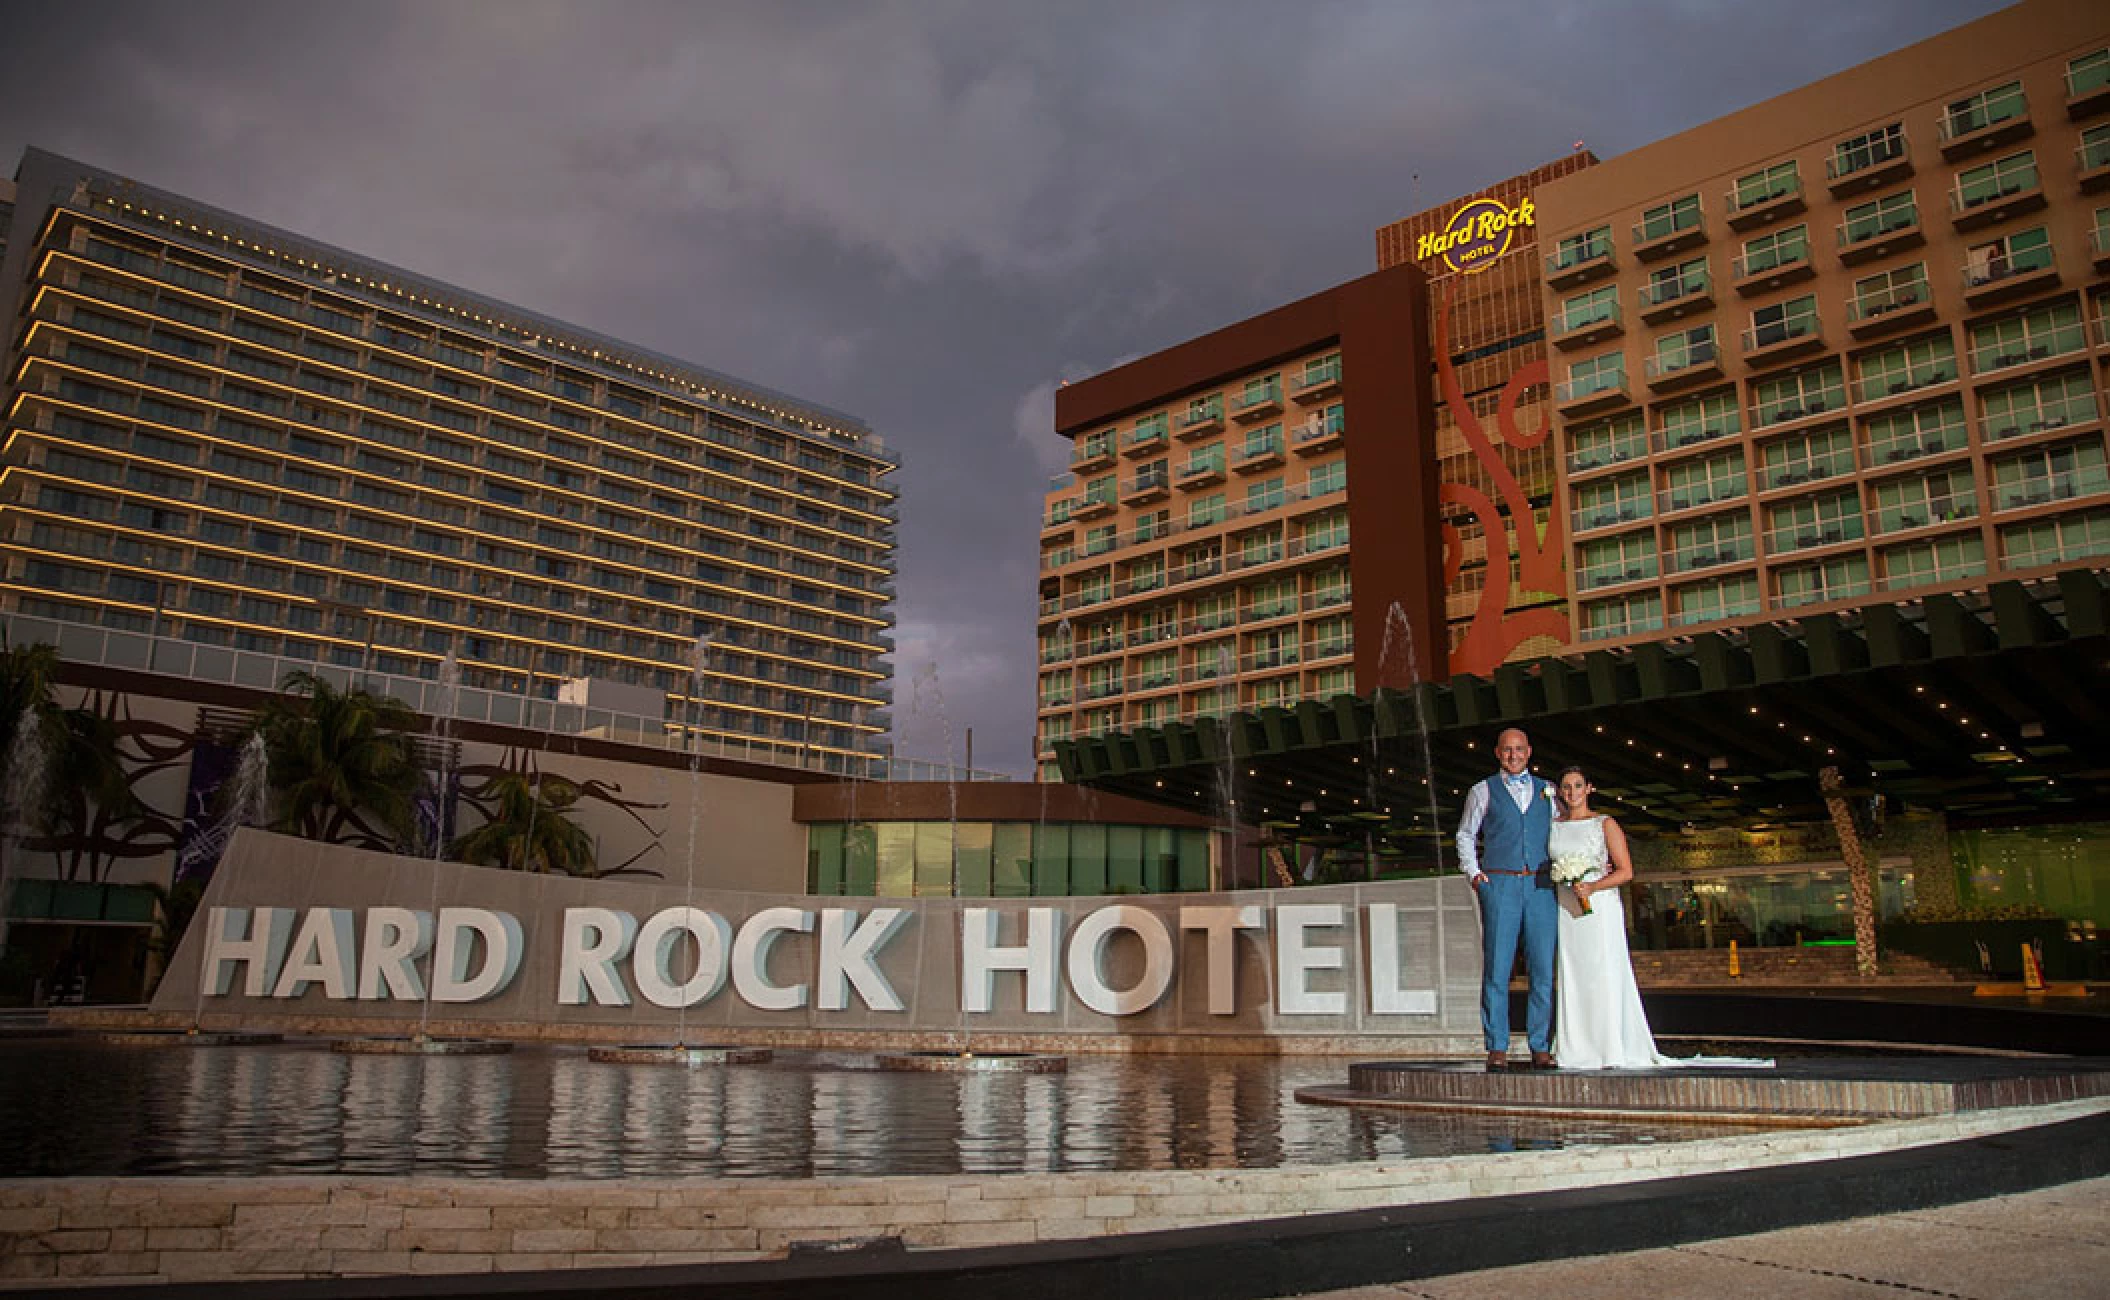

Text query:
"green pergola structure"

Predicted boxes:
[[1055, 568, 2110, 856]]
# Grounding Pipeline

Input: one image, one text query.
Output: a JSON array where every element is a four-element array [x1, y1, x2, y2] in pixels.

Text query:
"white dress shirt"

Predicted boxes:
[[1454, 772, 1539, 881]]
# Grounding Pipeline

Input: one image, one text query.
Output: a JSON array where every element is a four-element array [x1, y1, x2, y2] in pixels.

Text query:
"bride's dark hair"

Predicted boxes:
[[1558, 765, 1590, 784]]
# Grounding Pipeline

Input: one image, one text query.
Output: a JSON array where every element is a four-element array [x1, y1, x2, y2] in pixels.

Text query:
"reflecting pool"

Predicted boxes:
[[0, 1040, 1754, 1180]]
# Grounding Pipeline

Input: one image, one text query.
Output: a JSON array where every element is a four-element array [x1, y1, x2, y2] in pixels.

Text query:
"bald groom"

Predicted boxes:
[[1454, 727, 1558, 1071]]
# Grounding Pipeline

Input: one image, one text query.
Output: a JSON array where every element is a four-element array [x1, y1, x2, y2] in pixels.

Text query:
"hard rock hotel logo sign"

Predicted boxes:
[[1415, 196, 1535, 275]]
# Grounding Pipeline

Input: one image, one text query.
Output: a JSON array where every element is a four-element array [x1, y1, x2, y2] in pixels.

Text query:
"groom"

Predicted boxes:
[[1454, 727, 1558, 1072]]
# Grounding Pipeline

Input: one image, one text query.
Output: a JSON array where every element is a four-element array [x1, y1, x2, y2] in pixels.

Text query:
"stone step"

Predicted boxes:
[[1629, 945, 1970, 986]]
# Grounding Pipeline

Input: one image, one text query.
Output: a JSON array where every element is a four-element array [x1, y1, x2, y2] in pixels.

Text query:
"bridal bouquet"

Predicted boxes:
[[1549, 854, 1598, 914]]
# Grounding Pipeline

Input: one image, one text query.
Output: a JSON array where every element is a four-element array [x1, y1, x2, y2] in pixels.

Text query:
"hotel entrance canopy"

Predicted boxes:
[[1055, 568, 2110, 846]]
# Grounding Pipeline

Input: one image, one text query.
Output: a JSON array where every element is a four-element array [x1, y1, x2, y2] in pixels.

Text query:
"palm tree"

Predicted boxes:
[[0, 642, 138, 856], [449, 772, 598, 876], [246, 670, 422, 848]]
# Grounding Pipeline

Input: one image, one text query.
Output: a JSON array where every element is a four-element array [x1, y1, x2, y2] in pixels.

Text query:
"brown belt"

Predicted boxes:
[[1482, 868, 1539, 876]]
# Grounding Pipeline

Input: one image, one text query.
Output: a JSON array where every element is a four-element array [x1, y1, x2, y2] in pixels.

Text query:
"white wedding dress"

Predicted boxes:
[[1550, 816, 1770, 1071]]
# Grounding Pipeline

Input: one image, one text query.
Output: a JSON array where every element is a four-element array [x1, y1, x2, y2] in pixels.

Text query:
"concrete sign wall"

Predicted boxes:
[[151, 830, 1484, 1050]]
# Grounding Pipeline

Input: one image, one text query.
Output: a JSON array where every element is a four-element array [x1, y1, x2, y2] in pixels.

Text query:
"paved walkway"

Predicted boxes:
[[1299, 1174, 2110, 1299]]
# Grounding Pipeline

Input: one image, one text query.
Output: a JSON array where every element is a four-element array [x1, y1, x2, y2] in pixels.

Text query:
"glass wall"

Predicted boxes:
[[1952, 821, 2109, 920], [1626, 862, 1917, 949], [807, 822, 1213, 897]]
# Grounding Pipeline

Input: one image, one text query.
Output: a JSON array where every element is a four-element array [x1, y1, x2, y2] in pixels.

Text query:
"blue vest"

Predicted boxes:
[[1480, 773, 1552, 872]]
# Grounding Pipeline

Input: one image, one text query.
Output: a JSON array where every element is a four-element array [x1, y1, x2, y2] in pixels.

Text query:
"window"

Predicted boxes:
[[1575, 531, 1658, 590], [1651, 324, 1716, 374], [1830, 123, 1905, 181], [1864, 397, 1965, 465], [1672, 572, 1761, 627], [1751, 362, 1845, 428], [1573, 471, 1651, 531], [1298, 353, 1341, 388], [1655, 389, 1738, 449], [1243, 475, 1286, 514], [1557, 285, 1618, 333], [1641, 255, 1708, 306], [1839, 190, 1918, 248], [1235, 374, 1280, 413], [1872, 465, 1977, 533], [1746, 295, 1818, 351], [1730, 161, 1799, 211], [1777, 554, 1871, 607], [1568, 411, 1647, 471], [1187, 492, 1226, 528], [1635, 194, 1701, 243], [1979, 368, 2098, 442], [1182, 395, 1223, 428], [1239, 424, 1284, 462], [1853, 331, 1956, 401], [1298, 510, 1348, 554], [1305, 459, 1346, 497], [1881, 533, 1985, 589], [1737, 224, 1808, 277], [1661, 450, 1745, 512], [1766, 489, 1863, 551], [1968, 298, 2082, 373], [1953, 150, 2038, 211], [1563, 350, 1626, 401], [1579, 591, 1662, 642], [1849, 262, 1929, 322], [2000, 509, 2110, 570], [1941, 80, 2026, 141], [1549, 225, 1612, 272], [2071, 48, 2110, 98], [2080, 123, 2110, 175], [1989, 440, 2109, 510], [1663, 510, 1752, 572]]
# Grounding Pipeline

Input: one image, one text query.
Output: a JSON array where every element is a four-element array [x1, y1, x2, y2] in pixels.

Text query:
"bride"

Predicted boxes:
[[1550, 765, 1769, 1070]]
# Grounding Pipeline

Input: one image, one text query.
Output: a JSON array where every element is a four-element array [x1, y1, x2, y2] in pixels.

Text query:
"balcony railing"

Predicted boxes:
[[1576, 560, 1658, 591], [1645, 340, 1720, 384], [1742, 313, 1821, 359], [1961, 243, 2057, 296], [1632, 206, 1705, 257], [1874, 495, 1976, 533], [1762, 453, 1853, 490], [1997, 468, 2110, 510], [1983, 393, 2099, 442], [1573, 500, 1651, 532], [1826, 134, 1911, 191], [1545, 234, 1615, 284], [1664, 538, 1755, 572], [1938, 86, 2029, 153], [1556, 370, 1630, 410]]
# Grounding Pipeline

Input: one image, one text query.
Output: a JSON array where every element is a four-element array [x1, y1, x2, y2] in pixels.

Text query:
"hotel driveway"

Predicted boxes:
[[1300, 1174, 2110, 1299]]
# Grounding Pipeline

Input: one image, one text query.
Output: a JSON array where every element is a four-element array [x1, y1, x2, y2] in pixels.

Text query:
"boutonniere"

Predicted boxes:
[[1541, 784, 1557, 802]]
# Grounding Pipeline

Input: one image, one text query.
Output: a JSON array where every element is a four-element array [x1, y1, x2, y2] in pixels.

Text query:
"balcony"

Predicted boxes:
[[1120, 470, 1170, 506], [2095, 226, 2110, 273], [1122, 424, 1168, 458], [1556, 371, 1633, 416], [1750, 392, 1842, 431], [1232, 434, 1285, 473], [1232, 387, 1283, 423], [1070, 438, 1116, 473], [1544, 236, 1616, 289], [2079, 137, 2110, 192], [1948, 167, 2045, 232], [1657, 481, 1743, 515], [1654, 421, 1738, 455], [1997, 469, 2110, 511], [1741, 315, 1825, 368], [1961, 246, 2059, 308], [1176, 406, 1224, 439], [1938, 90, 2032, 159], [1874, 498, 1976, 535], [1638, 271, 1712, 325], [1042, 497, 1078, 538], [1665, 539, 1754, 574], [1846, 283, 1936, 338], [1768, 521, 1861, 554], [1175, 459, 1226, 491], [2069, 56, 2110, 119], [1731, 247, 1814, 297], [1835, 209, 1924, 266], [1550, 300, 1624, 351], [1871, 432, 1959, 466], [1983, 396, 2097, 444], [1761, 455, 1853, 491], [1572, 501, 1651, 533], [1724, 176, 1805, 231], [1072, 490, 1119, 521], [1826, 135, 1913, 196], [1291, 361, 1342, 404], [1292, 413, 1344, 454], [1567, 439, 1649, 478], [1576, 561, 1658, 592], [1643, 343, 1722, 393], [1631, 208, 1706, 261]]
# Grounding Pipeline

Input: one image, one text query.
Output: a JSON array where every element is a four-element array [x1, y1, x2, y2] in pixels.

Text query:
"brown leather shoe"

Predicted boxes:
[[1486, 1052, 1509, 1073], [1529, 1051, 1557, 1070]]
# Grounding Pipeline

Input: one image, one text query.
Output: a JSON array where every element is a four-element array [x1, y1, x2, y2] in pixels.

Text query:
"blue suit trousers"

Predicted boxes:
[[1478, 871, 1558, 1054]]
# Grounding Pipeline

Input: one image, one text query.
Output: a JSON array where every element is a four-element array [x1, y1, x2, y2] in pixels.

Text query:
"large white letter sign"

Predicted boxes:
[[1366, 903, 1437, 1015], [1066, 905, 1175, 1016], [271, 908, 356, 999], [200, 906, 296, 997], [732, 907, 814, 1012], [817, 907, 909, 1012], [431, 908, 523, 1003], [358, 907, 432, 1001], [1275, 903, 1347, 1015], [961, 907, 1061, 1014], [1179, 905, 1266, 1015], [559, 908, 637, 1006], [634, 907, 733, 1009]]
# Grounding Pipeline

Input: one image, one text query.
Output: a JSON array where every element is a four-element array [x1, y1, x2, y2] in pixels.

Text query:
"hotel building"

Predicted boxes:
[[1536, 1, 2110, 649], [0, 150, 898, 772]]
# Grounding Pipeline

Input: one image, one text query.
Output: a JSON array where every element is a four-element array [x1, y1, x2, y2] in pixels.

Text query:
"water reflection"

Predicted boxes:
[[0, 1041, 1747, 1180]]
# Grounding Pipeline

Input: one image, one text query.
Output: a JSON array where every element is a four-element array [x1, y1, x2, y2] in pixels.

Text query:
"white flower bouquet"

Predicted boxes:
[[1549, 853, 1599, 914]]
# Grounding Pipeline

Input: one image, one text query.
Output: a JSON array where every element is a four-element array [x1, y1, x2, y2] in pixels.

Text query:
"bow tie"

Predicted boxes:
[[1506, 775, 1529, 786]]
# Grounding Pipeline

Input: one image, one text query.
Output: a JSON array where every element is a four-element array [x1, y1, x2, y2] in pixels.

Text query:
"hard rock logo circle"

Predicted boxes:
[[1418, 196, 1535, 275]]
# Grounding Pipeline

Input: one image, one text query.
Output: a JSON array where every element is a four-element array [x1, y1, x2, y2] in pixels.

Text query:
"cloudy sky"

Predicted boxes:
[[0, 0, 2004, 776]]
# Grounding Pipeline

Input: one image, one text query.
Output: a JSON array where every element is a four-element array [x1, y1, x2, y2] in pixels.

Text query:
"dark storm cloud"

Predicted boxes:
[[0, 0, 2005, 776]]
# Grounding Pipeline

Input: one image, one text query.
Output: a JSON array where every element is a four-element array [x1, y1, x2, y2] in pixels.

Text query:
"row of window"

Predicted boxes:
[[1038, 568, 1351, 655], [1066, 355, 1343, 469], [1576, 507, 2110, 641], [1040, 618, 1358, 706], [1038, 664, 1358, 745]]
